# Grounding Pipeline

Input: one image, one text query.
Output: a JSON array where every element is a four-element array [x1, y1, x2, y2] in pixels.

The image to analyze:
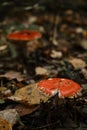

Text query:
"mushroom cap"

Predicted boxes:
[[37, 78, 82, 97], [57, 78, 82, 98], [37, 78, 60, 96], [7, 30, 42, 41]]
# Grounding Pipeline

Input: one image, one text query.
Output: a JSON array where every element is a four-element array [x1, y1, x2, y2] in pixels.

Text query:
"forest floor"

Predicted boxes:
[[0, 5, 87, 130]]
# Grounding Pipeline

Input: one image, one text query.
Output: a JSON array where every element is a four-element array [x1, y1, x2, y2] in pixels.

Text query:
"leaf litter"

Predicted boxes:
[[0, 1, 87, 130]]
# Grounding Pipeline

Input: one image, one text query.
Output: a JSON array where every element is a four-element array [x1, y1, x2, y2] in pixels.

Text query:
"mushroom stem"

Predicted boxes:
[[17, 42, 27, 58], [7, 41, 18, 58]]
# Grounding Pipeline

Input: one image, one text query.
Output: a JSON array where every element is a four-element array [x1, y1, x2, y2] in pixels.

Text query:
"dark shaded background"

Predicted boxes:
[[0, 0, 87, 19]]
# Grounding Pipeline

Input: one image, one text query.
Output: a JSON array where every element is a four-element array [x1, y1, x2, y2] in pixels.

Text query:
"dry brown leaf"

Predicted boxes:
[[0, 44, 8, 51], [0, 71, 26, 81], [81, 68, 87, 79], [65, 9, 73, 15], [50, 50, 62, 58], [80, 39, 87, 50], [15, 104, 39, 116], [8, 83, 50, 105], [16, 82, 25, 88], [83, 30, 87, 38], [0, 117, 12, 130], [69, 58, 86, 69], [0, 109, 19, 126], [35, 66, 48, 75]]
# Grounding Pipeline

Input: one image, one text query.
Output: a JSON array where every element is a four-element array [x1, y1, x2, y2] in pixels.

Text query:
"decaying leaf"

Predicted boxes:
[[0, 99, 5, 104], [0, 86, 12, 98], [50, 50, 62, 58], [8, 83, 50, 105], [0, 44, 8, 51], [0, 71, 26, 81], [69, 58, 86, 69], [0, 117, 12, 130], [35, 66, 48, 75], [0, 109, 19, 126], [15, 104, 39, 116], [80, 39, 87, 50], [76, 106, 87, 118], [81, 68, 87, 79]]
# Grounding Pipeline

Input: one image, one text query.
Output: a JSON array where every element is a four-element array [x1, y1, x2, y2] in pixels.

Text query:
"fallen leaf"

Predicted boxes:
[[8, 83, 50, 105], [0, 71, 26, 81], [0, 99, 5, 104], [69, 58, 86, 69], [0, 44, 8, 51], [50, 50, 62, 58], [0, 109, 19, 126], [15, 104, 39, 116], [81, 68, 87, 79], [0, 86, 12, 98], [0, 117, 12, 130], [65, 9, 73, 15], [80, 39, 87, 50], [75, 27, 84, 34], [35, 66, 48, 75]]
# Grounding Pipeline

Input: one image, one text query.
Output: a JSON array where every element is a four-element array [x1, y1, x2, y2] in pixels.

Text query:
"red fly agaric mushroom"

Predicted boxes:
[[37, 78, 82, 98], [37, 78, 60, 96], [57, 78, 82, 98], [7, 30, 42, 58], [8, 78, 82, 105]]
